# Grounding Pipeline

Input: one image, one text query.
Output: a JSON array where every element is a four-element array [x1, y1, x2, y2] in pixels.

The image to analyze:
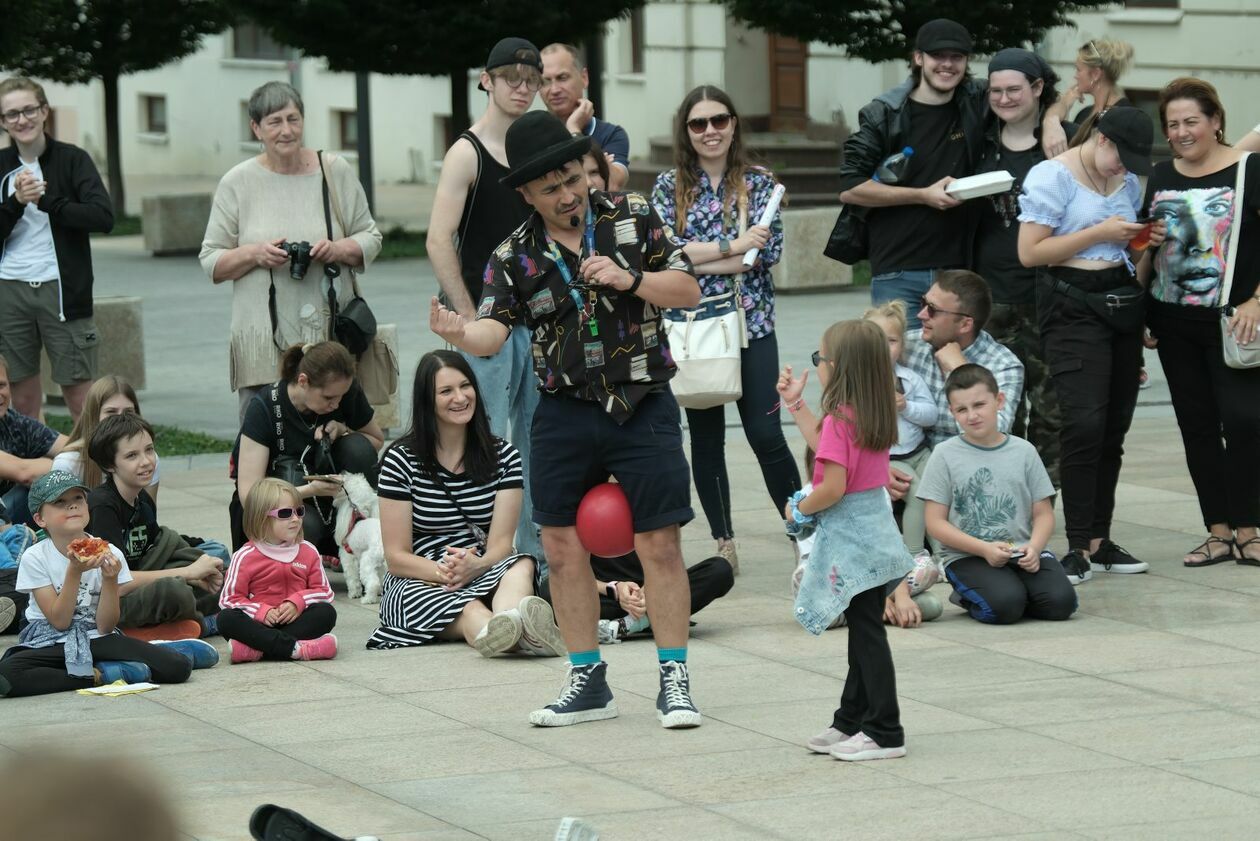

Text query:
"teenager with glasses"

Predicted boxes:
[[425, 37, 547, 568], [651, 85, 800, 573], [0, 77, 113, 422]]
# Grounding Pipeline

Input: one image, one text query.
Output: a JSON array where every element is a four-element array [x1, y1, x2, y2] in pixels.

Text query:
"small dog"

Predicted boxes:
[[332, 472, 385, 604]]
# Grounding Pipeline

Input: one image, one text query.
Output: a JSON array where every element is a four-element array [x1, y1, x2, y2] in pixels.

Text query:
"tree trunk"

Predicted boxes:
[[449, 69, 471, 146], [102, 71, 125, 218], [355, 71, 374, 214], [585, 27, 606, 116]]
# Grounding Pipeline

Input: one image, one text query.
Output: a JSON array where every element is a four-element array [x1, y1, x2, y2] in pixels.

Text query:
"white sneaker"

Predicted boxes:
[[597, 618, 624, 645], [474, 609, 523, 657], [517, 596, 566, 657], [829, 731, 906, 761], [0, 595, 15, 633], [806, 726, 850, 754]]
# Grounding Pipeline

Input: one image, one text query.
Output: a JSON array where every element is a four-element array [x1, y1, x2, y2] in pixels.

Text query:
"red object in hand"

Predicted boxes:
[[576, 483, 635, 558], [1129, 221, 1154, 251]]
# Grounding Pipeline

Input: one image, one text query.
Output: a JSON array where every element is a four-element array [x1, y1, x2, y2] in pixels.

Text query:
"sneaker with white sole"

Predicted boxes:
[[829, 731, 906, 761], [0, 595, 15, 634], [473, 609, 523, 658], [597, 618, 624, 645], [151, 638, 220, 669], [657, 660, 702, 729], [806, 726, 851, 754], [529, 662, 618, 727], [1059, 549, 1093, 585], [1092, 539, 1149, 574], [517, 596, 566, 657]]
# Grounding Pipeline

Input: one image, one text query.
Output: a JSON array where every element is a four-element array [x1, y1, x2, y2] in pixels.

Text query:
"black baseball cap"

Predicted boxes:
[[1098, 107, 1154, 175], [485, 37, 542, 73], [915, 19, 973, 55]]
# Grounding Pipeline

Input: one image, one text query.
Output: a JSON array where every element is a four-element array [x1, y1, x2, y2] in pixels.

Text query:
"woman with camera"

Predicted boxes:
[[230, 341, 383, 556], [200, 81, 382, 421]]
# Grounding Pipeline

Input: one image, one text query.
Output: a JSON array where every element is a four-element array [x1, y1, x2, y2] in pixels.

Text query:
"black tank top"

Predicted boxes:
[[455, 130, 532, 302]]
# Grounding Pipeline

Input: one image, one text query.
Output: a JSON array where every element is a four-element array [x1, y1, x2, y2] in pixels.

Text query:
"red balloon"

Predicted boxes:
[[576, 483, 635, 558]]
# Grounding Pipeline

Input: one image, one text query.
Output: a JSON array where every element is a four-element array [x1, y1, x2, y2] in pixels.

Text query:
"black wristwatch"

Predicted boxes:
[[718, 238, 731, 256]]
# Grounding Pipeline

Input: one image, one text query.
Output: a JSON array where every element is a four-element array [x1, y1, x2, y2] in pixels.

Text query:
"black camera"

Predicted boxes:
[[280, 240, 313, 280]]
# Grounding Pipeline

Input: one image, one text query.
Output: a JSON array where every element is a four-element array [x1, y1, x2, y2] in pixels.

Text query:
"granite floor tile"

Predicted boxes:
[[1026, 708, 1260, 765], [479, 807, 782, 841], [978, 630, 1258, 675]]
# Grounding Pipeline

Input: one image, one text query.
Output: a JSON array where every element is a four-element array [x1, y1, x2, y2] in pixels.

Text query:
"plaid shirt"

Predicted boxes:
[[0, 410, 58, 496], [477, 190, 694, 424], [904, 329, 1025, 447]]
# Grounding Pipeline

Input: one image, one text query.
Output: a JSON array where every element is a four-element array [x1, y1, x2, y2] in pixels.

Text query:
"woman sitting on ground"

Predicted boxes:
[[367, 350, 564, 657]]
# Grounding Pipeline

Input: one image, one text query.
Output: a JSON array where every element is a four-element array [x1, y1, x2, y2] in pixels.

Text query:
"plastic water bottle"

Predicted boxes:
[[874, 147, 914, 184]]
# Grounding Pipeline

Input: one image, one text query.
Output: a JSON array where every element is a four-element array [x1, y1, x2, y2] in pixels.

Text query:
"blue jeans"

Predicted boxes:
[[462, 325, 543, 569], [871, 269, 935, 331]]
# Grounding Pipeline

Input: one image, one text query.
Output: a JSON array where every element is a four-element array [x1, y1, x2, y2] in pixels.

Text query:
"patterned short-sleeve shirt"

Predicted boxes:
[[0, 409, 58, 496], [476, 190, 695, 424]]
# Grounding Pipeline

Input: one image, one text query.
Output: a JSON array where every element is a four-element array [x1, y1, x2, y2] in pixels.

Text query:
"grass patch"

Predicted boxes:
[[377, 225, 427, 260], [46, 413, 233, 456], [850, 260, 871, 287], [102, 214, 143, 237]]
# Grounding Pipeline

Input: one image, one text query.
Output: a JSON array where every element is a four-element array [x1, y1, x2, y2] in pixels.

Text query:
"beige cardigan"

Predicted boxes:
[[200, 154, 383, 391]]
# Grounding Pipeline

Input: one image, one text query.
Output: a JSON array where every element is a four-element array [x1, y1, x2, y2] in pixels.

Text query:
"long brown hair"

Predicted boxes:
[[64, 375, 143, 489], [671, 85, 750, 235], [818, 320, 899, 452], [1159, 76, 1228, 151], [278, 341, 356, 386]]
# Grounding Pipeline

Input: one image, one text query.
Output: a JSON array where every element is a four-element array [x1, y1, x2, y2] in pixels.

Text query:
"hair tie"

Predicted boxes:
[[301, 343, 313, 353]]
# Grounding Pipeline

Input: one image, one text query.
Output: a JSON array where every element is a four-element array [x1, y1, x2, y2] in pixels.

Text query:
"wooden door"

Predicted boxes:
[[769, 35, 807, 132]]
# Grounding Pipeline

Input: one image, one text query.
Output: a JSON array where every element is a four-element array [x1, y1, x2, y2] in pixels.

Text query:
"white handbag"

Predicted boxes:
[[663, 286, 747, 409], [1219, 153, 1260, 369]]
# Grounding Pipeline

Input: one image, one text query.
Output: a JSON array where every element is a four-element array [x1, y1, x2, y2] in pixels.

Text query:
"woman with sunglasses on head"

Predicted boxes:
[[651, 85, 800, 573], [1139, 78, 1260, 568], [230, 341, 383, 556], [367, 351, 564, 657], [0, 77, 113, 422], [1041, 38, 1135, 158], [1018, 107, 1161, 585]]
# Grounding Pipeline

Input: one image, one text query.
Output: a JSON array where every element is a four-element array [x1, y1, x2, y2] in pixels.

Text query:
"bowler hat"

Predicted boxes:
[[500, 111, 592, 188]]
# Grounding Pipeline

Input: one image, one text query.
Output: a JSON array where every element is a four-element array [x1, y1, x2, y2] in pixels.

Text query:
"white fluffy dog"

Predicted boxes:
[[332, 472, 385, 604]]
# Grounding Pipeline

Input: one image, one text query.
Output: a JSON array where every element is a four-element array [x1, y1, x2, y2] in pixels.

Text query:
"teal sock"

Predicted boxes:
[[569, 648, 600, 667], [657, 647, 687, 664]]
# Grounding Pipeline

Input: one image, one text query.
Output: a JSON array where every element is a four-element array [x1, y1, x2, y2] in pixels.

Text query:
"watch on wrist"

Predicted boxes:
[[718, 238, 731, 256]]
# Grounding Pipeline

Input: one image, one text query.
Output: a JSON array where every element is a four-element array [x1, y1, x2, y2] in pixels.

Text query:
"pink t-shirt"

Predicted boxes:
[[813, 411, 891, 493]]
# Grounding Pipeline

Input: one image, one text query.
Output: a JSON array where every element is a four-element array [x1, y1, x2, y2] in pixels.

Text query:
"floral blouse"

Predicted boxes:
[[651, 166, 785, 340]]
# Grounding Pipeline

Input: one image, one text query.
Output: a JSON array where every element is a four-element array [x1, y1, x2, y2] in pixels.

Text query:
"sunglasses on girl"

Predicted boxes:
[[687, 113, 732, 134], [267, 506, 306, 519], [811, 351, 830, 367]]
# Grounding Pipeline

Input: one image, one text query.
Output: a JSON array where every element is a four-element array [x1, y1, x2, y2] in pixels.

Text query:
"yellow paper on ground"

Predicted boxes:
[[76, 680, 160, 697]]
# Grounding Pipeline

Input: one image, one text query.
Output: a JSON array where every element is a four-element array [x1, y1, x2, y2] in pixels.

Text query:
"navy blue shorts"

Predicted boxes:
[[530, 390, 693, 533]]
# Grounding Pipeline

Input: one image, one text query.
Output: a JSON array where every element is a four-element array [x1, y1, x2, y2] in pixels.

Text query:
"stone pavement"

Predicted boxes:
[[6, 243, 1260, 840]]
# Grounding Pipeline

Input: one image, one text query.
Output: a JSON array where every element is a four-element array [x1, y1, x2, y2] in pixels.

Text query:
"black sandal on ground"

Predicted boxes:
[[1183, 535, 1236, 568], [1235, 536, 1260, 568]]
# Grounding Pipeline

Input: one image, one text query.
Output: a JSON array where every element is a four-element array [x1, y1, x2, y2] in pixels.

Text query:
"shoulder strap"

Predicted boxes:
[[456, 131, 485, 250], [318, 151, 363, 298], [1220, 152, 1251, 307]]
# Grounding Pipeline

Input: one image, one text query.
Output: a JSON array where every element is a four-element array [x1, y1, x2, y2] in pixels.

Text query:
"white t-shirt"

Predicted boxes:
[[0, 160, 59, 282], [52, 448, 162, 488], [15, 537, 132, 641]]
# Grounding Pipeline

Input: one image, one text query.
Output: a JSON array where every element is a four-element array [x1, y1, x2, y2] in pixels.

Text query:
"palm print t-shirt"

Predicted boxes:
[[1143, 157, 1260, 316], [916, 433, 1055, 568]]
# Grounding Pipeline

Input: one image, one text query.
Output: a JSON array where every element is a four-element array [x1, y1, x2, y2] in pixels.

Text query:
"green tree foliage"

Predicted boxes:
[[719, 0, 1115, 63], [0, 0, 234, 215]]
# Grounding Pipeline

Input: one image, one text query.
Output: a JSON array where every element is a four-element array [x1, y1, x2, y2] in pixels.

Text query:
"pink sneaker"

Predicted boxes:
[[829, 731, 906, 761], [229, 640, 264, 664], [295, 634, 338, 661], [806, 726, 851, 754]]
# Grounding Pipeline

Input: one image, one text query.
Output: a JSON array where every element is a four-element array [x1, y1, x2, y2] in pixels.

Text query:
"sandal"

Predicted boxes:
[[1183, 535, 1235, 568], [1236, 536, 1260, 568]]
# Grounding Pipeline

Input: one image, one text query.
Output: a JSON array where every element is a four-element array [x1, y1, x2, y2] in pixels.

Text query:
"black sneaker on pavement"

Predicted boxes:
[[1092, 540, 1149, 574], [657, 660, 702, 729], [1060, 550, 1093, 585], [529, 662, 618, 727]]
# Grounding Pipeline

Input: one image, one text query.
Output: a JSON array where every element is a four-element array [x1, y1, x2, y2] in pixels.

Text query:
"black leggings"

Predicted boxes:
[[830, 585, 903, 747], [217, 603, 338, 660], [538, 556, 734, 620], [686, 335, 801, 540], [0, 633, 192, 697]]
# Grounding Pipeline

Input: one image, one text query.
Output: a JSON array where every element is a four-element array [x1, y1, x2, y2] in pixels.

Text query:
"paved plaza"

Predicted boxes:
[[4, 240, 1260, 840]]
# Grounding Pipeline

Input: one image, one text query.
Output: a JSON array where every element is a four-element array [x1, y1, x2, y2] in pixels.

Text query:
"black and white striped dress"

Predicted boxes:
[[367, 438, 529, 649]]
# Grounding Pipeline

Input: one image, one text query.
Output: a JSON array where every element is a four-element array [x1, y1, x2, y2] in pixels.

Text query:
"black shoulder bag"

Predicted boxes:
[[319, 150, 377, 355]]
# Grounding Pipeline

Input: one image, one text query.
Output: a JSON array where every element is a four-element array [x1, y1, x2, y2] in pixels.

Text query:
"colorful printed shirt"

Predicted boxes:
[[651, 166, 784, 340], [476, 190, 695, 424]]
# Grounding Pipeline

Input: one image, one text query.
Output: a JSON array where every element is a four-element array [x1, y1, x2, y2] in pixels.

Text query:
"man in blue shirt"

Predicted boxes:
[[541, 43, 630, 191]]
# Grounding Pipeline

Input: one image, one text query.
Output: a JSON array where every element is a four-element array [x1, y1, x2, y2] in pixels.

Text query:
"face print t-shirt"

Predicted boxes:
[[1143, 156, 1260, 313]]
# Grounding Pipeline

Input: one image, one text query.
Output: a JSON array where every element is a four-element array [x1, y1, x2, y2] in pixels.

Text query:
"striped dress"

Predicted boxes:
[[366, 438, 529, 649]]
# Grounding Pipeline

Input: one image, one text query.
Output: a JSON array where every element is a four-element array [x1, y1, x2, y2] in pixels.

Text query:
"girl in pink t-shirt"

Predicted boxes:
[[777, 319, 911, 762]]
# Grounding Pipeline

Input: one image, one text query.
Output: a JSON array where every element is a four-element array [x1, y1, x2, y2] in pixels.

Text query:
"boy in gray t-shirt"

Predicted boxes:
[[918, 365, 1076, 625]]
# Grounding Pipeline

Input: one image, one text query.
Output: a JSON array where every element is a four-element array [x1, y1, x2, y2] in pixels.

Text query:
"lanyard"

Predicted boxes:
[[542, 206, 599, 337]]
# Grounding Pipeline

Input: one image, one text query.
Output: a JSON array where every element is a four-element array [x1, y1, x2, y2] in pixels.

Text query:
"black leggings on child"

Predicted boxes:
[[831, 585, 903, 748], [217, 603, 337, 660], [0, 633, 192, 698]]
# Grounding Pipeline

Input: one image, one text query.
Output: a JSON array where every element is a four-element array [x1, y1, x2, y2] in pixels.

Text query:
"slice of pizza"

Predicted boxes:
[[69, 536, 112, 563]]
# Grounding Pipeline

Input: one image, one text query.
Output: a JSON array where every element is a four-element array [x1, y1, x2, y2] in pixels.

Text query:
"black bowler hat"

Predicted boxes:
[[500, 111, 592, 188], [1098, 106, 1154, 175], [915, 18, 973, 54]]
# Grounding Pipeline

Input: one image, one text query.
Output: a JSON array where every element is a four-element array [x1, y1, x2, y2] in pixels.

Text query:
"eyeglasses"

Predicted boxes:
[[919, 296, 971, 319], [267, 506, 306, 519], [1, 105, 42, 125], [811, 351, 830, 367], [491, 68, 542, 92], [686, 113, 732, 134]]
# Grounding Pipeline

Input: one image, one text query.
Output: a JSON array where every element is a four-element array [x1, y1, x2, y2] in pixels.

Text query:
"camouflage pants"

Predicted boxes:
[[987, 301, 1062, 488]]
